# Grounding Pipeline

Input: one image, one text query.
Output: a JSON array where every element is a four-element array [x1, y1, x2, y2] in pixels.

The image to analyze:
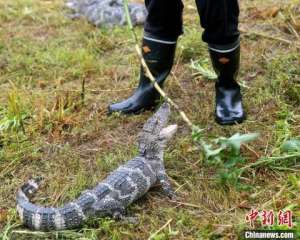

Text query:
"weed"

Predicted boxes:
[[192, 127, 259, 189], [0, 89, 28, 134], [190, 59, 217, 80]]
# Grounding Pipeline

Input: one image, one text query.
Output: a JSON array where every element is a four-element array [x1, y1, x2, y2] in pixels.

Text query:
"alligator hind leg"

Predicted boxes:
[[92, 197, 126, 219], [92, 197, 138, 224], [157, 167, 176, 200], [108, 203, 138, 224], [114, 212, 139, 225]]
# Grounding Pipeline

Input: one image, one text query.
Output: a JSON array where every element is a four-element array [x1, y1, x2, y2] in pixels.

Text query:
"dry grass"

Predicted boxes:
[[0, 0, 299, 239]]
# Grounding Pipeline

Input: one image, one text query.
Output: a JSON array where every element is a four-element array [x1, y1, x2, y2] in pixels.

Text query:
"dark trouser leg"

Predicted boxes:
[[196, 0, 246, 125], [108, 0, 183, 115]]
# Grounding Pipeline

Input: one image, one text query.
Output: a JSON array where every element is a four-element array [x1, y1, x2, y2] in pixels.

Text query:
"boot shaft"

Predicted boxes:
[[209, 46, 240, 88], [138, 37, 177, 88], [142, 37, 177, 62], [108, 37, 176, 115]]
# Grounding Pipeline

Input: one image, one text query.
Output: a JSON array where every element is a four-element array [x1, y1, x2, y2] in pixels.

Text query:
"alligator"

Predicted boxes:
[[16, 103, 177, 231], [65, 0, 147, 27]]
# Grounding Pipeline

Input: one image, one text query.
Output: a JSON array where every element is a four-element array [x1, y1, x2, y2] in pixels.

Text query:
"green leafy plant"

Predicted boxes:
[[193, 125, 300, 189], [192, 127, 259, 189], [190, 59, 217, 80]]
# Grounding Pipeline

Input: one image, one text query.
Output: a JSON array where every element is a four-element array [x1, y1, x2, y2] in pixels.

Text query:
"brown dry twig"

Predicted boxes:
[[148, 219, 173, 240], [240, 27, 300, 49]]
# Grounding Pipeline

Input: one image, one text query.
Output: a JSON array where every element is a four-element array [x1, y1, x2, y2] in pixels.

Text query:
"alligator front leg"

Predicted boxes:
[[157, 168, 176, 200]]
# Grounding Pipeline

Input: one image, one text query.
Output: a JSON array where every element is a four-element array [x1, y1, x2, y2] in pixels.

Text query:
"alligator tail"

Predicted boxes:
[[16, 178, 89, 231]]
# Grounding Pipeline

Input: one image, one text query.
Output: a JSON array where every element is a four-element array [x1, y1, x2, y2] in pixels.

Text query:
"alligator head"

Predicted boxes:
[[138, 103, 178, 160]]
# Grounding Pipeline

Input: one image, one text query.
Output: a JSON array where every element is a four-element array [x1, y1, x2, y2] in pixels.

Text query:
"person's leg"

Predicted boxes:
[[196, 0, 245, 125], [108, 0, 184, 115]]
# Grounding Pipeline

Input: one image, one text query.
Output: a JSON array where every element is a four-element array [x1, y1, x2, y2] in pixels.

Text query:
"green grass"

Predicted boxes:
[[0, 0, 299, 239]]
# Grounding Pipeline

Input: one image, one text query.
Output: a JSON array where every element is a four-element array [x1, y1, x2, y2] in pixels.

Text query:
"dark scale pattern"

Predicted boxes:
[[104, 170, 130, 189], [113, 174, 136, 194], [60, 204, 84, 229], [122, 157, 157, 184], [22, 203, 35, 229], [102, 157, 157, 206], [93, 184, 111, 199], [129, 172, 151, 200], [75, 193, 98, 219], [124, 158, 148, 170], [40, 208, 56, 231], [105, 169, 137, 206], [76, 193, 97, 209]]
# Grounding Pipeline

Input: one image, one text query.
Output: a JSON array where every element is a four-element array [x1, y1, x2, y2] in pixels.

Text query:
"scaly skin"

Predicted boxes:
[[65, 0, 147, 27], [16, 103, 178, 231]]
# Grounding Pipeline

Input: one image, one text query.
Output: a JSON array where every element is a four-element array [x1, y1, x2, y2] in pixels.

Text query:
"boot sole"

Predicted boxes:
[[215, 115, 246, 126], [107, 104, 157, 116]]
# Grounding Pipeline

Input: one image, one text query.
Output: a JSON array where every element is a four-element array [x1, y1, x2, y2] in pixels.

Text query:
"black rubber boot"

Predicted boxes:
[[108, 38, 176, 115], [209, 46, 246, 125]]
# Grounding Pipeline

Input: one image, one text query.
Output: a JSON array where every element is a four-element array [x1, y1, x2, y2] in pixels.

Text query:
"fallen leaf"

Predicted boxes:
[[238, 201, 251, 209], [0, 208, 8, 223], [249, 6, 280, 19]]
